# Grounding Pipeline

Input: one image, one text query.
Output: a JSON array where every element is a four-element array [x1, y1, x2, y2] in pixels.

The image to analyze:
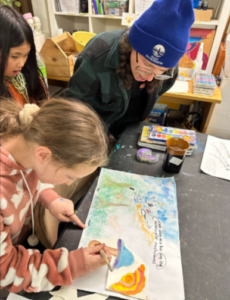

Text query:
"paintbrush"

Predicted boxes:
[[95, 243, 113, 272]]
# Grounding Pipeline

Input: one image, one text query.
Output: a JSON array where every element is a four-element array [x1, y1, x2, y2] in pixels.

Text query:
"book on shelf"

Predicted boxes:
[[96, 0, 102, 14], [92, 0, 98, 14]]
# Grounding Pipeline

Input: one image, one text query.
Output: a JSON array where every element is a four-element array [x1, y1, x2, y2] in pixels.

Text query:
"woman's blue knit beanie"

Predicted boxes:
[[128, 0, 195, 68]]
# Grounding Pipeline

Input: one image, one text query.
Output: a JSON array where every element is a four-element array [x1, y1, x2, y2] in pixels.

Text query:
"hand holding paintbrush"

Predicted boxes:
[[83, 243, 112, 272]]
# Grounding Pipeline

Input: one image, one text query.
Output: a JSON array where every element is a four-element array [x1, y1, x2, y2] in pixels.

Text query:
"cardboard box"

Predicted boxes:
[[194, 9, 213, 22]]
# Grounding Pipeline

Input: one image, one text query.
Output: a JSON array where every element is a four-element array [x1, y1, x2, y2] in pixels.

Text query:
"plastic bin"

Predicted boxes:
[[72, 31, 96, 53]]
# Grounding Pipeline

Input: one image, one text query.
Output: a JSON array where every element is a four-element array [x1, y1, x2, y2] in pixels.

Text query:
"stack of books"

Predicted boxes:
[[138, 125, 198, 155], [193, 74, 217, 96]]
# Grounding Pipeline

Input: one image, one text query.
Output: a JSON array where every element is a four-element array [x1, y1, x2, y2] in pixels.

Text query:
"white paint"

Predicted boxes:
[[57, 248, 69, 273]]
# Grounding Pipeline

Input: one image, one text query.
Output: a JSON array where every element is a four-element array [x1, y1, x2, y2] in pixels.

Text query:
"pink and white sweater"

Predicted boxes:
[[0, 147, 88, 293]]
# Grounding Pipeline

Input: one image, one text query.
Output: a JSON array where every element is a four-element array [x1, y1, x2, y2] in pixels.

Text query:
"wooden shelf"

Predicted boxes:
[[54, 12, 89, 17], [47, 75, 70, 82], [53, 12, 219, 25], [194, 20, 219, 26], [91, 14, 122, 19], [54, 12, 123, 20]]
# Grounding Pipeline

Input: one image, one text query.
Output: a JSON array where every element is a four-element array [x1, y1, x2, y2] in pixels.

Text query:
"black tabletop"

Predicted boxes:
[[24, 123, 230, 300]]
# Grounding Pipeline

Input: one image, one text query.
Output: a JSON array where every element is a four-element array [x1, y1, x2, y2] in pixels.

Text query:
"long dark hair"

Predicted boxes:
[[116, 30, 172, 94], [0, 5, 47, 103]]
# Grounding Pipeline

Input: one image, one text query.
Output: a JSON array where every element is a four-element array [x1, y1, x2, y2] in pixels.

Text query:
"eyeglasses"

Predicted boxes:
[[135, 51, 174, 80]]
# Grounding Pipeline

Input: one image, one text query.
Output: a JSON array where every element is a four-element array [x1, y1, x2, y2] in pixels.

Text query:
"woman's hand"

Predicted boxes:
[[48, 198, 86, 229], [83, 243, 111, 272]]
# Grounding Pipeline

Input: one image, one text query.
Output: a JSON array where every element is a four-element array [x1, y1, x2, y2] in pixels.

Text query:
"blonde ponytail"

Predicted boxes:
[[0, 98, 23, 137], [0, 98, 108, 167]]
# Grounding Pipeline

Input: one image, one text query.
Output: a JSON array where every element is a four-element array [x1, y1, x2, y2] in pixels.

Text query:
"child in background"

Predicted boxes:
[[0, 5, 48, 106], [0, 98, 110, 293]]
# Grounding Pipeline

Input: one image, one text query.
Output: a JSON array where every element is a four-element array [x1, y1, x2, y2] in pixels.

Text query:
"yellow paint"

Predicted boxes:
[[110, 265, 146, 295], [136, 205, 155, 245], [158, 202, 164, 206]]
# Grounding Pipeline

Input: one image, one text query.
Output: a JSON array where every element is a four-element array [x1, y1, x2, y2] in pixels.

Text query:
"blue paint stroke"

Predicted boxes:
[[194, 141, 205, 153], [116, 144, 121, 149], [113, 239, 134, 269]]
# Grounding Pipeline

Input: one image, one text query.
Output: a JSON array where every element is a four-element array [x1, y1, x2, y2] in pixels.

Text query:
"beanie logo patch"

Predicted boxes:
[[153, 45, 165, 58]]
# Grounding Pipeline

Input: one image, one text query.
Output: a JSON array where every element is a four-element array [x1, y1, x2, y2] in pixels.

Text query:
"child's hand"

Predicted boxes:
[[48, 198, 86, 229], [83, 244, 111, 272]]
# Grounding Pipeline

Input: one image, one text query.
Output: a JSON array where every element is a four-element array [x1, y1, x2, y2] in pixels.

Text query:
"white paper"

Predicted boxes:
[[201, 135, 230, 180], [71, 169, 184, 300], [50, 286, 78, 300], [121, 13, 139, 27], [135, 0, 155, 15], [7, 294, 31, 300], [105, 239, 149, 300], [79, 294, 108, 300], [166, 81, 189, 94], [59, 0, 79, 13], [169, 157, 183, 166]]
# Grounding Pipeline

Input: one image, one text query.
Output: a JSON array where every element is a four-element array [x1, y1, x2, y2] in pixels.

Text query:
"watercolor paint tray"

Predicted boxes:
[[194, 74, 217, 90], [148, 125, 197, 145], [138, 127, 196, 156]]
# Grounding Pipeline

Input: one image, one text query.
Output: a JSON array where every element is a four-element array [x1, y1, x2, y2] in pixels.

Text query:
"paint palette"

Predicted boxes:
[[148, 126, 197, 145], [194, 74, 217, 90]]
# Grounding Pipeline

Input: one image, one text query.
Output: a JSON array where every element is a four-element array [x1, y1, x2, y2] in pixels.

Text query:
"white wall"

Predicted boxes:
[[207, 73, 230, 139], [31, 0, 51, 37]]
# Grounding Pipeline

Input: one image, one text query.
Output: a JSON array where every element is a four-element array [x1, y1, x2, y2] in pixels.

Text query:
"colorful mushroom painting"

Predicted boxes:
[[88, 238, 148, 299], [91, 238, 149, 300]]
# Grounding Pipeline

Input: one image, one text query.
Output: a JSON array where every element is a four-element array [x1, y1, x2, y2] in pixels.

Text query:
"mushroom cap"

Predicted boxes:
[[113, 239, 134, 269]]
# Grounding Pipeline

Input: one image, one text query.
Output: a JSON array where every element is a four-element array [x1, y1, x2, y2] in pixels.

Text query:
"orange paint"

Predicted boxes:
[[110, 264, 146, 296], [136, 205, 155, 245]]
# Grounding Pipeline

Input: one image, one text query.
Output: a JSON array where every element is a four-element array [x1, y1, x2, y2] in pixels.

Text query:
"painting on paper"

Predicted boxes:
[[72, 169, 184, 300], [179, 28, 216, 70], [89, 238, 149, 300]]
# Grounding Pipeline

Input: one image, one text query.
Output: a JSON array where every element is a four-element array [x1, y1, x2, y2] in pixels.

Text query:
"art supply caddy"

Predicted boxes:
[[193, 73, 217, 96], [138, 125, 198, 155]]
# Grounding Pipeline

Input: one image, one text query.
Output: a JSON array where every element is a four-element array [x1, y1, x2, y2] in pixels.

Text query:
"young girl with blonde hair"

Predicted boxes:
[[0, 98, 110, 293]]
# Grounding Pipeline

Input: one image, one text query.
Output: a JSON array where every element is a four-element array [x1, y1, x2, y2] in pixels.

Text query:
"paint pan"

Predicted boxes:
[[163, 138, 190, 174]]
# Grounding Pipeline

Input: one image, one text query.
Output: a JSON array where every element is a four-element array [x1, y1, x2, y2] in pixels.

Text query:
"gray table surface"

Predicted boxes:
[[23, 123, 230, 300]]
